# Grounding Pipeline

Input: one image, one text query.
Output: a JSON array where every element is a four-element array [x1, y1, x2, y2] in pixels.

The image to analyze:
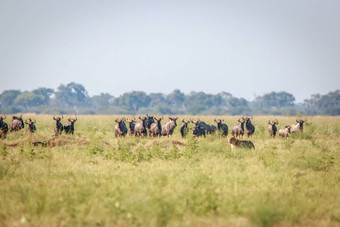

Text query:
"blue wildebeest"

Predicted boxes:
[[268, 119, 279, 138], [231, 117, 245, 138], [149, 117, 162, 137], [25, 118, 37, 133], [53, 115, 64, 136], [140, 114, 155, 136], [64, 117, 77, 134], [200, 120, 217, 134], [115, 118, 128, 137], [0, 116, 9, 138], [191, 120, 206, 137], [192, 124, 206, 137], [161, 116, 178, 136], [134, 116, 148, 137], [10, 115, 24, 132], [214, 119, 228, 137], [290, 119, 306, 133], [180, 119, 189, 138], [244, 116, 255, 137], [127, 118, 136, 136], [279, 125, 291, 138], [192, 119, 216, 135], [145, 114, 155, 130]]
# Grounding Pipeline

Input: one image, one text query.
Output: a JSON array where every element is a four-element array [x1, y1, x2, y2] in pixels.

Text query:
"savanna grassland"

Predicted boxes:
[[0, 115, 339, 227]]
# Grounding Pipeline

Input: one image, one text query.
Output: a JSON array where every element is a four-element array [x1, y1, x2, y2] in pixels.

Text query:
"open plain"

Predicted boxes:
[[0, 115, 339, 227]]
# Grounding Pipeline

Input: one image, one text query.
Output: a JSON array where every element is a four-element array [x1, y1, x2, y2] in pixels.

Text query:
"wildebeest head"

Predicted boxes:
[[138, 115, 148, 128], [244, 116, 253, 123], [67, 116, 77, 124], [182, 119, 189, 124], [154, 116, 162, 122], [295, 118, 306, 131], [53, 115, 63, 122], [0, 115, 6, 125], [169, 116, 178, 126], [127, 117, 136, 123], [268, 119, 279, 126], [25, 118, 37, 133], [127, 117, 136, 128], [25, 118, 36, 125], [286, 125, 292, 132], [238, 117, 246, 124], [115, 117, 126, 128], [214, 119, 224, 128], [145, 114, 155, 129], [296, 119, 306, 125]]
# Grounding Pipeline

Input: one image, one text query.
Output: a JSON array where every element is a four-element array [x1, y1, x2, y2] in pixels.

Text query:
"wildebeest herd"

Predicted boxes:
[[0, 114, 307, 149]]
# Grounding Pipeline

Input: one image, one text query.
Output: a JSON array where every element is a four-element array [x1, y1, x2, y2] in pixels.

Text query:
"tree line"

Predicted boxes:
[[0, 82, 339, 115]]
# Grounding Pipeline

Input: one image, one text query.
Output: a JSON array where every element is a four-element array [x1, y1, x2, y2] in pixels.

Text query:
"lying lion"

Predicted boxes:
[[227, 136, 255, 149]]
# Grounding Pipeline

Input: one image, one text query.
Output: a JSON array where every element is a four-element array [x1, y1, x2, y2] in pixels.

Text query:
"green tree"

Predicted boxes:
[[0, 90, 21, 106], [91, 93, 114, 109], [113, 91, 150, 112], [149, 93, 168, 107], [304, 90, 340, 115], [14, 92, 45, 107], [167, 89, 185, 109], [32, 87, 54, 105], [184, 91, 221, 114], [256, 91, 295, 109], [54, 82, 90, 108], [226, 97, 250, 115]]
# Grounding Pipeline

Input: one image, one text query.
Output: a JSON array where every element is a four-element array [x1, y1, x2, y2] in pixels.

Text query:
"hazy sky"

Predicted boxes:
[[1, 0, 339, 102]]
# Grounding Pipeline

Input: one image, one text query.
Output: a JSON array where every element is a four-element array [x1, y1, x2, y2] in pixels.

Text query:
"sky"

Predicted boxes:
[[0, 0, 339, 102]]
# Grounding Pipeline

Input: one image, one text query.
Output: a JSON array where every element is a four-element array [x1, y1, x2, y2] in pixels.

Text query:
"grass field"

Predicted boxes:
[[0, 115, 339, 227]]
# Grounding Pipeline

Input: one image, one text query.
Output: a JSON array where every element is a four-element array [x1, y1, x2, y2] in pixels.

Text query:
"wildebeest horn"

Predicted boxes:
[[68, 117, 71, 121], [53, 115, 56, 120]]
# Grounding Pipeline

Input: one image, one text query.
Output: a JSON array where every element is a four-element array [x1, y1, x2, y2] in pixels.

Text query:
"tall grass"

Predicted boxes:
[[0, 115, 339, 226]]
